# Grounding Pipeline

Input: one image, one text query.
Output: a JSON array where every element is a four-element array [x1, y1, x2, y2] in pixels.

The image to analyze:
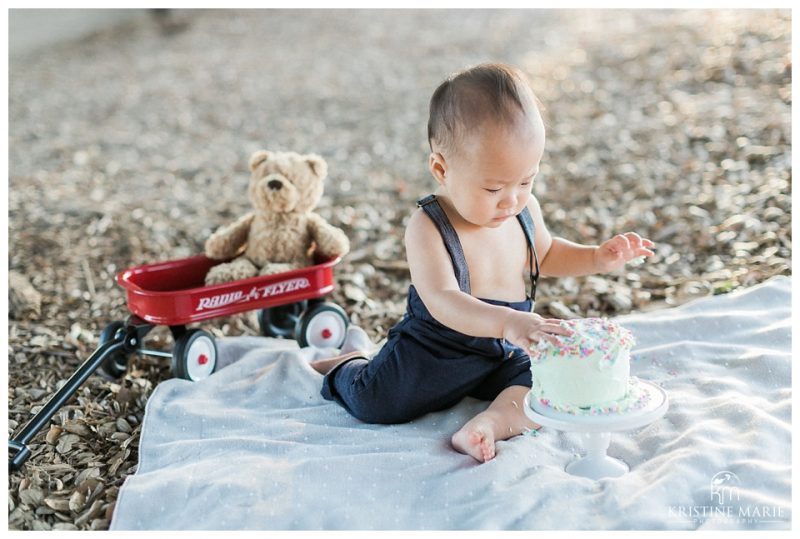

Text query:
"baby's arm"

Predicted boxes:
[[526, 196, 654, 277], [405, 210, 570, 349]]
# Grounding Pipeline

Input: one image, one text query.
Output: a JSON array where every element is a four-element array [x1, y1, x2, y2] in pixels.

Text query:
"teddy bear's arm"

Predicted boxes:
[[205, 212, 255, 260], [307, 213, 350, 259]]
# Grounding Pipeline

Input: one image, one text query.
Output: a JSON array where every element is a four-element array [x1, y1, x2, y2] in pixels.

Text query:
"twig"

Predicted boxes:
[[81, 259, 97, 297], [372, 260, 410, 272]]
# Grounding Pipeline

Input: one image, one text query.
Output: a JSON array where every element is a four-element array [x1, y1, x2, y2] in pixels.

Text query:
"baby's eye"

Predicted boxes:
[[484, 188, 501, 194]]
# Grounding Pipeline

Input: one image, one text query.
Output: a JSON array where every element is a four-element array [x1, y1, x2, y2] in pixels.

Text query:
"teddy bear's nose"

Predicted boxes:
[[267, 179, 282, 191]]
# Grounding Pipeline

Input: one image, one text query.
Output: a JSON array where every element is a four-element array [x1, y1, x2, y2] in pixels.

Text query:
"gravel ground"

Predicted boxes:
[[7, 9, 791, 530]]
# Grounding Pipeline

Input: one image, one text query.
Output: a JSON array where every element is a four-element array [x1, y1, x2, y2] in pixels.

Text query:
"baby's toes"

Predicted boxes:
[[481, 440, 495, 462]]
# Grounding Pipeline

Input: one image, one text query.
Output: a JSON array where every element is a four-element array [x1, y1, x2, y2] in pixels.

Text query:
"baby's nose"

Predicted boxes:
[[267, 179, 282, 191], [498, 193, 516, 208]]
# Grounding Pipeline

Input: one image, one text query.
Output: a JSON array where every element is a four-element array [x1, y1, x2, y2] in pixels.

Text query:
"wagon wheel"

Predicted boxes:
[[96, 321, 130, 380], [258, 301, 308, 338], [172, 329, 218, 381], [294, 302, 349, 349]]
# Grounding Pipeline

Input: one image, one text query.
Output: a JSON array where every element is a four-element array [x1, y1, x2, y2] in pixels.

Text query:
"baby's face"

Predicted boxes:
[[433, 114, 545, 228]]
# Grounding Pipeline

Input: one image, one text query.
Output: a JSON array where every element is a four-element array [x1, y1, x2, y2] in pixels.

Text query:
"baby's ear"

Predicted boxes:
[[249, 150, 272, 171], [429, 152, 447, 185], [305, 154, 328, 179]]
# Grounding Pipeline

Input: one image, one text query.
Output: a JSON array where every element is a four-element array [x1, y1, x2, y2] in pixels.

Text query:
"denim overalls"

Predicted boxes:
[[321, 194, 540, 424]]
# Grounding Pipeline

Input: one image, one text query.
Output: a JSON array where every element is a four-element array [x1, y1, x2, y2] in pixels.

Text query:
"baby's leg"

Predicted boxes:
[[310, 350, 366, 375], [451, 385, 540, 463], [310, 326, 374, 374]]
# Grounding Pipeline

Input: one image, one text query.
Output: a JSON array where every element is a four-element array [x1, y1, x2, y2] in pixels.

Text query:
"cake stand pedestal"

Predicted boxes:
[[523, 380, 668, 480]]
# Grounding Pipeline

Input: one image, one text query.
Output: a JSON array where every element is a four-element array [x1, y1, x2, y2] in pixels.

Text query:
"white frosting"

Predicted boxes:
[[529, 318, 635, 410]]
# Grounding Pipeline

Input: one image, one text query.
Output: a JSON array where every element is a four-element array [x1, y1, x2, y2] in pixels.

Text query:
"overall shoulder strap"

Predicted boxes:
[[416, 195, 471, 294], [516, 206, 540, 301]]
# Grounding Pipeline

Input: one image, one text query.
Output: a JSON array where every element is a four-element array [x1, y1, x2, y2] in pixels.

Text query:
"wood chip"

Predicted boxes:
[[547, 301, 580, 320], [19, 487, 44, 507], [55, 434, 80, 455], [45, 426, 62, 445], [69, 490, 87, 513], [44, 497, 71, 512], [9, 271, 42, 319]]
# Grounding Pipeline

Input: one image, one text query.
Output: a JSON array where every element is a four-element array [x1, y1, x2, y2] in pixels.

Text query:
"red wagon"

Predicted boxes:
[[108, 254, 349, 381], [9, 255, 349, 471]]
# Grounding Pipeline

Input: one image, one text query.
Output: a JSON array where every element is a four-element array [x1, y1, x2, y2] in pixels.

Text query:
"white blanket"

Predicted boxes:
[[111, 276, 791, 530]]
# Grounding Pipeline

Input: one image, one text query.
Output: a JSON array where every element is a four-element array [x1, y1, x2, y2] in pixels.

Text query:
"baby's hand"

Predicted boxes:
[[593, 232, 655, 273], [501, 311, 574, 352]]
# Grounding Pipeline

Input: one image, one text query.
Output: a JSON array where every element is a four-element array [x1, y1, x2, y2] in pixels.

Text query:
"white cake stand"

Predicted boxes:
[[524, 380, 668, 480]]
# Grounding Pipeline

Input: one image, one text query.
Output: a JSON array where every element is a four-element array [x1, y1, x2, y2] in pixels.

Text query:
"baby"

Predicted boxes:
[[311, 62, 654, 463]]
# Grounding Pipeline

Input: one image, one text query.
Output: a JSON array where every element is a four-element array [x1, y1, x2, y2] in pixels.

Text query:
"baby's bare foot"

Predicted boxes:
[[451, 419, 496, 463], [340, 325, 374, 355]]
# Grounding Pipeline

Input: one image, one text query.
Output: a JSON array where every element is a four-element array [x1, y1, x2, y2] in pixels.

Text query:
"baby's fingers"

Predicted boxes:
[[528, 326, 572, 348], [541, 333, 563, 346], [625, 233, 656, 252], [539, 322, 573, 336], [604, 235, 626, 253], [624, 232, 643, 249]]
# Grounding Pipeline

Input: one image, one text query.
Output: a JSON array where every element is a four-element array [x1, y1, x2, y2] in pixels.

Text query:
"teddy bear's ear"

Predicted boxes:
[[305, 155, 328, 179], [249, 150, 271, 172]]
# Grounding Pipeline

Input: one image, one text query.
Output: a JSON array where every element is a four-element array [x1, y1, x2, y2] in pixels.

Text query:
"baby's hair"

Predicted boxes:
[[427, 62, 544, 156]]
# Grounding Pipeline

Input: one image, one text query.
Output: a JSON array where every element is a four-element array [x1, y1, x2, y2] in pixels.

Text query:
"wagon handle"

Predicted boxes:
[[8, 317, 151, 473]]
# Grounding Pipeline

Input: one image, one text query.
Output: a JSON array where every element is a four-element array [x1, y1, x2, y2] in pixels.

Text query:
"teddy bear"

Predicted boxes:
[[204, 150, 350, 285]]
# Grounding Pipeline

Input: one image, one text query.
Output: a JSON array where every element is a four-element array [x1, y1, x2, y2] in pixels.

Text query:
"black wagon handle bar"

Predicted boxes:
[[8, 337, 128, 472]]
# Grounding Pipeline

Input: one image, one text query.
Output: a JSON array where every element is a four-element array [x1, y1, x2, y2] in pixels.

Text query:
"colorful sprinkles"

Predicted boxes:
[[528, 317, 635, 366], [535, 377, 652, 416]]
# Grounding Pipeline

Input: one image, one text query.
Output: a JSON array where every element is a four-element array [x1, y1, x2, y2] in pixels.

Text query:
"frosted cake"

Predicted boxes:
[[529, 318, 648, 414]]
